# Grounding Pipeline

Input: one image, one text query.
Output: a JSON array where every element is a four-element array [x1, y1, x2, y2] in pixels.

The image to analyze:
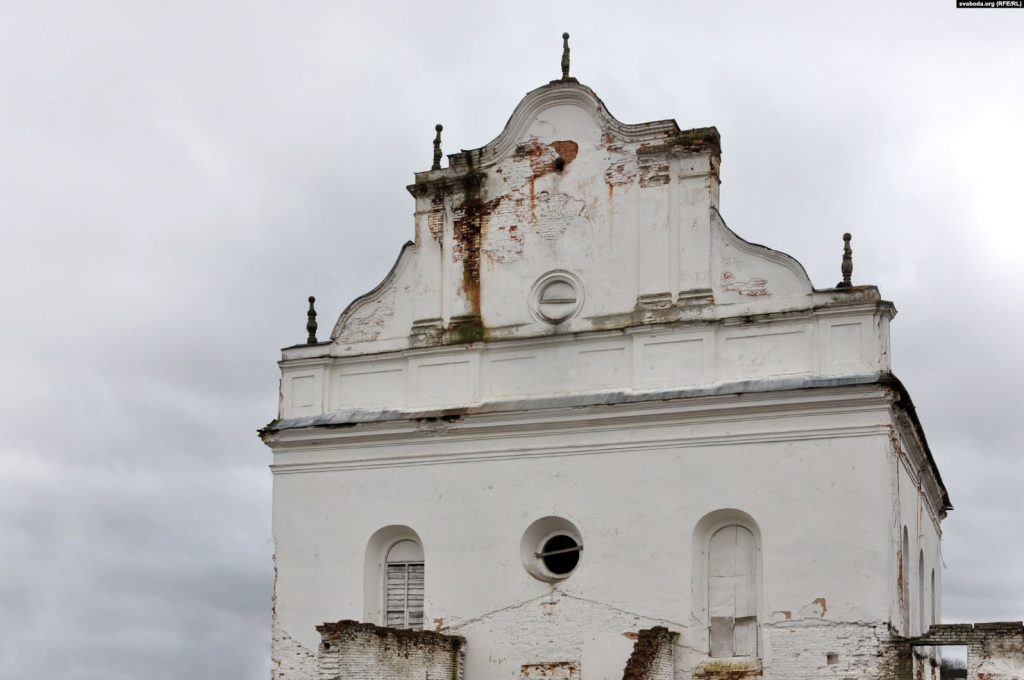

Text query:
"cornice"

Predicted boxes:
[[881, 375, 951, 515], [264, 380, 894, 453], [270, 422, 890, 475], [280, 301, 894, 367]]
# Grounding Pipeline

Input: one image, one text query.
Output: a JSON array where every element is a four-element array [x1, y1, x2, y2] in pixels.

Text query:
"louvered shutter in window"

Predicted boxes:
[[384, 561, 425, 629]]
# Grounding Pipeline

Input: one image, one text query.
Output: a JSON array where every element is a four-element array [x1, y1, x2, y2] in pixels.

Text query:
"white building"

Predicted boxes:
[[261, 38, 951, 680]]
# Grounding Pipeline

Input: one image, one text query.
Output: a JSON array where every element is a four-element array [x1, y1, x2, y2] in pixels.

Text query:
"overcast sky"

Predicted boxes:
[[1, 2, 1022, 678]]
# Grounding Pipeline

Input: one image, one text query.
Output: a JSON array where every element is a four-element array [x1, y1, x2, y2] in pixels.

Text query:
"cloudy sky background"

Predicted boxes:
[[2, 2, 1022, 678]]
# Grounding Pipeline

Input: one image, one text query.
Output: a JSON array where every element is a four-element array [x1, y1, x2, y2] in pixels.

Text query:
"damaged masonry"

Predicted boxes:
[[260, 34, 1022, 680]]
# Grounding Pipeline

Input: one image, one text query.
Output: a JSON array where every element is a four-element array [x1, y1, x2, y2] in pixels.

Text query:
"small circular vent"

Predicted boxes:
[[530, 271, 584, 325]]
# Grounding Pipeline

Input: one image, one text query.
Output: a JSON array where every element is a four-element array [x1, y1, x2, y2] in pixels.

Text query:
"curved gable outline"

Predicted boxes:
[[331, 240, 415, 341], [713, 208, 815, 294], [447, 81, 681, 172]]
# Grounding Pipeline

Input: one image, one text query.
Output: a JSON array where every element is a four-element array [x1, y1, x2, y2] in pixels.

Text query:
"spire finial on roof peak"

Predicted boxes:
[[561, 32, 571, 81]]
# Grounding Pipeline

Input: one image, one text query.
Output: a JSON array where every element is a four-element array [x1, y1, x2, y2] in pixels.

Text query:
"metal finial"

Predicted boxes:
[[431, 124, 443, 171], [306, 296, 318, 344], [837, 233, 853, 288], [560, 32, 571, 81]]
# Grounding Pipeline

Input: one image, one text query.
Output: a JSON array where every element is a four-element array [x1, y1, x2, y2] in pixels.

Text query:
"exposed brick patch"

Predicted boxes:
[[692, 657, 762, 680], [272, 621, 318, 680], [316, 620, 465, 680], [335, 285, 396, 343], [521, 660, 580, 679], [638, 159, 671, 188], [763, 621, 907, 680], [428, 196, 445, 241], [604, 161, 636, 187], [621, 626, 676, 680], [514, 139, 577, 178], [902, 622, 1024, 679], [534, 191, 586, 239]]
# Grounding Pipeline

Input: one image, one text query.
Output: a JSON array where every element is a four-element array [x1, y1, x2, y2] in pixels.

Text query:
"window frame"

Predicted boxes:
[[363, 525, 425, 628], [384, 544, 424, 630], [691, 509, 763, 660]]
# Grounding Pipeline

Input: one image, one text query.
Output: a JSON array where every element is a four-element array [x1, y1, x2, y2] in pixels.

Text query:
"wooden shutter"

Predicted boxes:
[[384, 561, 425, 629], [709, 525, 757, 657], [407, 563, 424, 629]]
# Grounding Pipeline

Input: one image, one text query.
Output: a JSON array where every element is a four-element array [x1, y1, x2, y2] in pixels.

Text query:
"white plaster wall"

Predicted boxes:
[[280, 306, 892, 420], [890, 429, 943, 638], [267, 77, 949, 680], [321, 82, 841, 361], [270, 389, 897, 679]]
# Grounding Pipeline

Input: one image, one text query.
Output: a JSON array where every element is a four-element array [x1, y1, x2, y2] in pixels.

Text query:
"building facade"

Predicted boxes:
[[261, 46, 952, 680]]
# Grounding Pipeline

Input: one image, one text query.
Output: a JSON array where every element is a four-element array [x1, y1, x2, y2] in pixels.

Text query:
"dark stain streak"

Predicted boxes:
[[452, 169, 497, 317]]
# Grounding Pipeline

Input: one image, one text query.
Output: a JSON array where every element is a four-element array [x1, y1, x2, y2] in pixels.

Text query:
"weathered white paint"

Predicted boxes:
[[264, 75, 949, 680]]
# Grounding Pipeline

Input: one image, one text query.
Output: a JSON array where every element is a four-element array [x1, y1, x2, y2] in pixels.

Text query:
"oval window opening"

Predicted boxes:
[[540, 534, 581, 575]]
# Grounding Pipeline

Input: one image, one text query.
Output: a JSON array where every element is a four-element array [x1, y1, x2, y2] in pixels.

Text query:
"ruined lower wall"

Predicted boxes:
[[908, 622, 1024, 680], [760, 621, 907, 680], [967, 623, 1024, 680], [276, 615, 923, 680], [316, 620, 465, 680], [273, 621, 318, 680], [622, 627, 677, 680]]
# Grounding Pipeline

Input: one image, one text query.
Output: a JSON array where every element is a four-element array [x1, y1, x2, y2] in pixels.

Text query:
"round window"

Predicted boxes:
[[520, 516, 583, 581], [540, 534, 581, 575]]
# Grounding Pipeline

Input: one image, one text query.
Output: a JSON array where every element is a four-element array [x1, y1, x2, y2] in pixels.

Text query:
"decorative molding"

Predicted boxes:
[[713, 209, 814, 294], [331, 241, 415, 341], [445, 82, 680, 174], [266, 383, 897, 472], [270, 424, 891, 474]]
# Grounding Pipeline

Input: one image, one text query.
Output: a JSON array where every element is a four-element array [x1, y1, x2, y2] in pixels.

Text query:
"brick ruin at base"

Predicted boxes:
[[259, 34, 1023, 680]]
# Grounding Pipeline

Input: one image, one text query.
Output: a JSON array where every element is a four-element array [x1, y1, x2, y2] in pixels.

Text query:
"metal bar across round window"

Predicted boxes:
[[535, 543, 583, 558]]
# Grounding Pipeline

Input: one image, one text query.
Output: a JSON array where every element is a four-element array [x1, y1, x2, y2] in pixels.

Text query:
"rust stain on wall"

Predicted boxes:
[[897, 546, 905, 622], [452, 177, 500, 316]]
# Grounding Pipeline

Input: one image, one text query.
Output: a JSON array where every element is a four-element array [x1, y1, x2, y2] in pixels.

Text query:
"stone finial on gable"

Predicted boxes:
[[306, 296, 318, 344], [432, 124, 444, 171], [837, 233, 853, 288], [561, 32, 571, 81]]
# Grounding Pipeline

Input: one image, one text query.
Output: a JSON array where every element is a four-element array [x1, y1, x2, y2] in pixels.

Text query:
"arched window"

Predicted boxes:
[[385, 539, 424, 629], [901, 526, 910, 634], [708, 524, 758, 657], [363, 526, 425, 629], [692, 510, 762, 659]]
